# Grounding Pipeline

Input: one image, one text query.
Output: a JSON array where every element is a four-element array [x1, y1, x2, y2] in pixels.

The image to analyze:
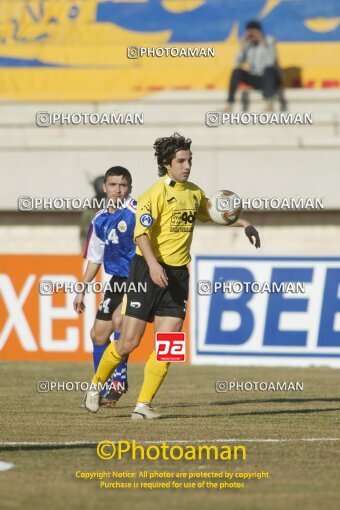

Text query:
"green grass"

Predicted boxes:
[[0, 362, 339, 510]]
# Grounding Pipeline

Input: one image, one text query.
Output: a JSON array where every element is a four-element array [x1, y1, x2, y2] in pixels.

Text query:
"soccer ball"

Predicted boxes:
[[207, 190, 242, 225]]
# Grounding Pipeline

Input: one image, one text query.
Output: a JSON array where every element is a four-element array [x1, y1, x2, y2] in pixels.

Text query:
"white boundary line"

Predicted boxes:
[[1, 441, 97, 447], [0, 438, 339, 450]]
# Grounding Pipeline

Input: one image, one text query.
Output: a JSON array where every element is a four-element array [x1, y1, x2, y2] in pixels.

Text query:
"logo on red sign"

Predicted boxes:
[[155, 332, 186, 362]]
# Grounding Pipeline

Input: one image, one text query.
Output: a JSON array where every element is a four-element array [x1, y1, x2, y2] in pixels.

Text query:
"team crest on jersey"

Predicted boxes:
[[117, 220, 127, 233], [140, 213, 153, 227], [193, 194, 199, 210]]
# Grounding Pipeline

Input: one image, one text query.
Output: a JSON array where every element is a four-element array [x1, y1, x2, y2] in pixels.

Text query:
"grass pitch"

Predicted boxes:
[[0, 362, 339, 510]]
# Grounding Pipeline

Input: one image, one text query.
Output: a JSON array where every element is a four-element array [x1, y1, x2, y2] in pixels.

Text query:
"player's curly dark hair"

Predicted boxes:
[[154, 132, 192, 177]]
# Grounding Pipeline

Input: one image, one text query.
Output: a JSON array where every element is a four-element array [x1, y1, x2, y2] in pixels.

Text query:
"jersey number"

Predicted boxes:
[[108, 228, 119, 244]]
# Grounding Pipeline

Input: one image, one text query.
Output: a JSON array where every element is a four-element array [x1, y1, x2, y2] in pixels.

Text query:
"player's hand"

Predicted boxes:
[[245, 225, 261, 249], [149, 261, 168, 288], [73, 292, 85, 313]]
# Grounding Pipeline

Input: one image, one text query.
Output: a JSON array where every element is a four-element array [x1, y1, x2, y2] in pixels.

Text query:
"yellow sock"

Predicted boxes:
[[92, 342, 124, 386], [137, 350, 169, 404]]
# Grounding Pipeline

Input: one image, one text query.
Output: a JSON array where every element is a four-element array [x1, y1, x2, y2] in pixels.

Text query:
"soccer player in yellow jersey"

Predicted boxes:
[[84, 133, 260, 418]]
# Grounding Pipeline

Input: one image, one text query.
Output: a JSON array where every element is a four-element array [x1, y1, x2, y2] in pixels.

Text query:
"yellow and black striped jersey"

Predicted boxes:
[[134, 175, 211, 266]]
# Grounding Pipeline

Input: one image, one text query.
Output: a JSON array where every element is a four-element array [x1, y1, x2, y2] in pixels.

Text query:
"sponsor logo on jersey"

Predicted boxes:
[[140, 213, 153, 227], [170, 209, 197, 232]]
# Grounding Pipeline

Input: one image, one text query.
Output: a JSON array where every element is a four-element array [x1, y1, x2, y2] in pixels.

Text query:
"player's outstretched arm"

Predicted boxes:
[[136, 234, 168, 288], [73, 261, 101, 313], [230, 218, 261, 249]]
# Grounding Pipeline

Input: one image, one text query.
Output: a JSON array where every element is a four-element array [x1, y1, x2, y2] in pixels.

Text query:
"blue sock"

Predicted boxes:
[[112, 333, 128, 387], [94, 333, 129, 395], [113, 355, 129, 383], [93, 341, 110, 372], [93, 341, 111, 396]]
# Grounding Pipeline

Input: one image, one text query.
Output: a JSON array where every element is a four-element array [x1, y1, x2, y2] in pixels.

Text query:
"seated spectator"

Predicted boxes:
[[226, 20, 282, 111]]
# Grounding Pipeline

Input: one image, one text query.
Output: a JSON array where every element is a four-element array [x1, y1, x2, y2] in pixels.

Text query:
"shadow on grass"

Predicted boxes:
[[230, 407, 340, 417], [157, 398, 340, 410], [211, 397, 340, 406], [94, 398, 340, 420]]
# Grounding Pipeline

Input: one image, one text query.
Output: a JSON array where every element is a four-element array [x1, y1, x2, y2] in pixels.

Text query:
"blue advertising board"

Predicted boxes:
[[191, 256, 340, 367]]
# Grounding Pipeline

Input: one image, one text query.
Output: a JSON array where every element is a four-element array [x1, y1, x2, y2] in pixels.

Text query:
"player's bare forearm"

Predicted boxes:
[[74, 261, 101, 313], [231, 218, 261, 249], [82, 261, 101, 287], [136, 234, 168, 287], [230, 218, 251, 228], [135, 234, 158, 266]]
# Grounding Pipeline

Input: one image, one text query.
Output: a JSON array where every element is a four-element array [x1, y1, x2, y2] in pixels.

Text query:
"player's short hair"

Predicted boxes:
[[246, 20, 263, 32], [154, 132, 192, 177], [104, 166, 132, 186]]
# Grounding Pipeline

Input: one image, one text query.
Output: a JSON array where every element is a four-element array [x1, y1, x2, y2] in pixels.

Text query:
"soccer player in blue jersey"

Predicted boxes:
[[73, 166, 136, 407]]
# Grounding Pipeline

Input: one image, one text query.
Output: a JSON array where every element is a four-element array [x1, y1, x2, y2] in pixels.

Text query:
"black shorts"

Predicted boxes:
[[96, 276, 127, 321], [122, 254, 189, 323]]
